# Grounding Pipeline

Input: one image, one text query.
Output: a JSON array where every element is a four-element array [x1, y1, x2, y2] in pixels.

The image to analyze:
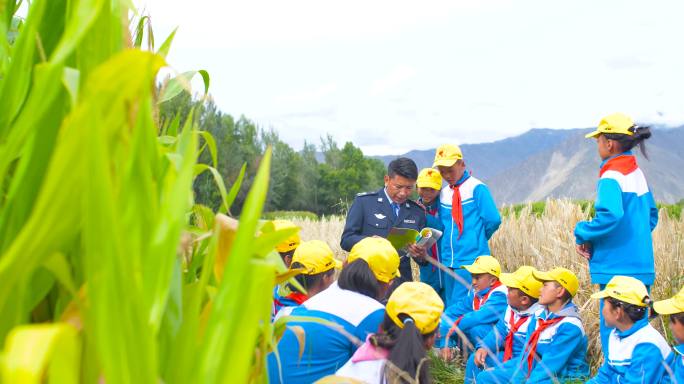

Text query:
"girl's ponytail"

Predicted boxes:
[[384, 315, 431, 384], [606, 125, 652, 159]]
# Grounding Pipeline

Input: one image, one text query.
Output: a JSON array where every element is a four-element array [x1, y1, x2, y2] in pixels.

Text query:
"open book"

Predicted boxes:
[[387, 227, 443, 251]]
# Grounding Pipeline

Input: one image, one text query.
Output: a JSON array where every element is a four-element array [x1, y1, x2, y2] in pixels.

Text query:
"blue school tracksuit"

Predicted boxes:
[[574, 151, 658, 352], [666, 344, 684, 383], [436, 282, 507, 351], [438, 171, 501, 302], [587, 318, 672, 384], [266, 282, 384, 384], [477, 302, 589, 384], [464, 303, 542, 383], [419, 199, 446, 301]]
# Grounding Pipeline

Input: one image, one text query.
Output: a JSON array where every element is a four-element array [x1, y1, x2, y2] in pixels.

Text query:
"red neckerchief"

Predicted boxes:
[[473, 281, 502, 310], [285, 291, 308, 305], [524, 317, 564, 376], [450, 175, 470, 239], [599, 154, 638, 177], [503, 310, 531, 362]]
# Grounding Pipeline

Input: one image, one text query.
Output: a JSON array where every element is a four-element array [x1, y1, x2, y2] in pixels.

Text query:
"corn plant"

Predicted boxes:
[[0, 0, 288, 383]]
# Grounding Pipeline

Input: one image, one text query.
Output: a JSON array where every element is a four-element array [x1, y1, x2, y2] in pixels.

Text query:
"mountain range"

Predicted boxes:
[[374, 127, 684, 204]]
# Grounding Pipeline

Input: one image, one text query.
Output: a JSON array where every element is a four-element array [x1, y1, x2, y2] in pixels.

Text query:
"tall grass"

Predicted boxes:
[[0, 1, 288, 383], [291, 199, 684, 381]]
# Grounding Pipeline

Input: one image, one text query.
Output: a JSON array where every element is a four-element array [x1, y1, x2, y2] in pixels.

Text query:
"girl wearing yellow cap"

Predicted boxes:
[[416, 168, 447, 301], [587, 276, 672, 384], [333, 282, 444, 384], [272, 240, 341, 319], [574, 113, 657, 353], [477, 267, 588, 383], [654, 285, 684, 383], [267, 237, 400, 384]]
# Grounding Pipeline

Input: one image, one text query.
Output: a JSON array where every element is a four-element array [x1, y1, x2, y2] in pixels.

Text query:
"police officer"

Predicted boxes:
[[341, 157, 427, 284]]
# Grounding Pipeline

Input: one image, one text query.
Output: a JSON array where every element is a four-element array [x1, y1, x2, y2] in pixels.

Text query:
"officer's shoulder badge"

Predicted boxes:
[[356, 191, 376, 197]]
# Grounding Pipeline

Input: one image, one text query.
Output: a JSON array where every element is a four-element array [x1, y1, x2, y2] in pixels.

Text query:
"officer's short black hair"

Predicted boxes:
[[387, 157, 418, 181]]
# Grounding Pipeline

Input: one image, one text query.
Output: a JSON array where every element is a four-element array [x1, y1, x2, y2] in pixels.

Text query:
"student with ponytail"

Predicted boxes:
[[574, 113, 658, 352], [333, 282, 444, 384], [268, 237, 400, 384], [587, 276, 672, 384]]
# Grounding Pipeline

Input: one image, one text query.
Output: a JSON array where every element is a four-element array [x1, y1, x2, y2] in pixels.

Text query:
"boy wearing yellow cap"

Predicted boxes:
[[433, 144, 501, 305], [272, 240, 341, 319], [435, 256, 507, 356], [416, 168, 447, 301], [268, 237, 400, 384], [654, 286, 684, 384], [477, 267, 588, 383], [574, 113, 657, 353], [587, 276, 672, 384], [332, 282, 444, 384], [467, 266, 543, 383]]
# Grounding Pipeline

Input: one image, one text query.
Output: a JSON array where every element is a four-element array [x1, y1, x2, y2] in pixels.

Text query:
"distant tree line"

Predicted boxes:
[[160, 93, 386, 215]]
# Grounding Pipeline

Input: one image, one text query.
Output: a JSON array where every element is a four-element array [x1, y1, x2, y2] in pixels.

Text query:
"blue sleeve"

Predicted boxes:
[[477, 315, 508, 352], [426, 213, 442, 231], [340, 197, 368, 251], [436, 291, 474, 348], [353, 308, 384, 346], [527, 323, 584, 383], [458, 291, 507, 331], [619, 343, 670, 384], [586, 359, 612, 384], [648, 193, 658, 231], [474, 184, 501, 240], [574, 178, 624, 245]]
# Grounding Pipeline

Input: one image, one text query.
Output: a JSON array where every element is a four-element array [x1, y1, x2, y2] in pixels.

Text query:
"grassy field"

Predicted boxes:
[[285, 199, 684, 382]]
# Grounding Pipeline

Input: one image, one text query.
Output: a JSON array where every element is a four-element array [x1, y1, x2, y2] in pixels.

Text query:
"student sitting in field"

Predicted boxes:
[[416, 168, 447, 301], [477, 267, 589, 383], [436, 255, 507, 356], [654, 285, 684, 384], [466, 266, 543, 383], [587, 275, 672, 384], [331, 282, 444, 384], [272, 240, 340, 320], [267, 237, 399, 384]]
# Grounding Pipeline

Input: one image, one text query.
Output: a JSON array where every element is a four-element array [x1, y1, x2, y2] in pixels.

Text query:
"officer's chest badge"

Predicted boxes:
[[374, 213, 386, 220], [403, 219, 416, 224]]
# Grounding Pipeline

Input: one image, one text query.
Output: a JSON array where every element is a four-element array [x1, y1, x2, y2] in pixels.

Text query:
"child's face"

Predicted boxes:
[[601, 299, 620, 328], [472, 273, 497, 292], [507, 287, 532, 311], [418, 187, 440, 205], [670, 316, 684, 344], [596, 135, 615, 160], [437, 161, 466, 186], [538, 281, 562, 306]]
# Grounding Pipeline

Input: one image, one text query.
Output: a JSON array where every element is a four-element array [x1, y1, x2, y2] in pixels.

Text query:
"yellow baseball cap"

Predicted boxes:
[[416, 168, 443, 190], [386, 282, 445, 334], [585, 113, 635, 138], [462, 255, 500, 278], [272, 220, 301, 253], [432, 144, 463, 168], [533, 267, 579, 297], [653, 286, 684, 315], [499, 266, 543, 299], [291, 240, 342, 275], [590, 276, 650, 307], [347, 237, 400, 283]]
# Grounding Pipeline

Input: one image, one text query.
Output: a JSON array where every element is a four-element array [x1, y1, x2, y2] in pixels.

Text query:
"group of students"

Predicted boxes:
[[265, 112, 684, 383]]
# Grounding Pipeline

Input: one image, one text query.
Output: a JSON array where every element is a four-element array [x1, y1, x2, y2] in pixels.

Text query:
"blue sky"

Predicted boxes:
[[135, 0, 684, 155]]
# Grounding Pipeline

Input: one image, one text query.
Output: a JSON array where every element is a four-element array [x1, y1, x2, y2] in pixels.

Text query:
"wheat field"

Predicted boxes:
[[290, 199, 684, 372]]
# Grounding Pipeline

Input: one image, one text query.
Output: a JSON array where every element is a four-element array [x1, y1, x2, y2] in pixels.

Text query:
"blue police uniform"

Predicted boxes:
[[341, 187, 426, 282]]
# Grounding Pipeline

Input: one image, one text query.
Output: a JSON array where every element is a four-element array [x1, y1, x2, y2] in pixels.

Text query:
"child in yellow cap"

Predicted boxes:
[[574, 113, 656, 353], [477, 267, 588, 383], [432, 144, 501, 305], [654, 285, 684, 384], [272, 219, 301, 267], [333, 282, 444, 384], [469, 266, 543, 383], [268, 237, 400, 384], [586, 276, 672, 384], [435, 255, 508, 358], [272, 240, 341, 319], [416, 168, 447, 301]]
